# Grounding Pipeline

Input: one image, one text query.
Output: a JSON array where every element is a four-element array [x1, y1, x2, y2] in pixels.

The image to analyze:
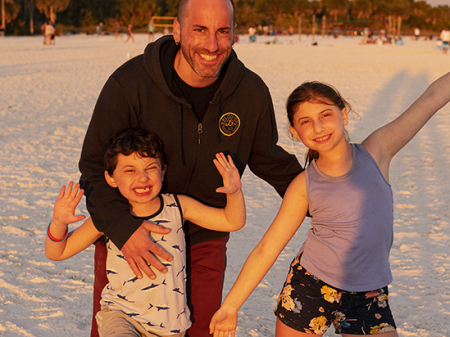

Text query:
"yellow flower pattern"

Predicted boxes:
[[309, 315, 329, 334], [321, 285, 342, 303], [370, 323, 396, 334], [277, 284, 295, 311], [275, 256, 396, 335]]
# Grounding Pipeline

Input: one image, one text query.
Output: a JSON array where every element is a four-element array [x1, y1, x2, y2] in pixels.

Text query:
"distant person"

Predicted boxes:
[[148, 17, 155, 42], [288, 25, 294, 44], [125, 24, 135, 43], [440, 28, 449, 54], [45, 21, 55, 45], [248, 25, 256, 43], [414, 27, 420, 40], [210, 73, 450, 336], [113, 20, 122, 40], [47, 128, 245, 337], [41, 22, 47, 44]]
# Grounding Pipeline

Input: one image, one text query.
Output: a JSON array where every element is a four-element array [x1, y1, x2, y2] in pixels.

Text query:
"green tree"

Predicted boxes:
[[352, 0, 373, 20], [2, 0, 20, 29], [35, 0, 69, 21], [119, 0, 156, 28], [323, 0, 349, 21]]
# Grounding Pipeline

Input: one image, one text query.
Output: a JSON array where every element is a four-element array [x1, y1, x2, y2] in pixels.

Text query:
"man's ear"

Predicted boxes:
[[104, 171, 118, 188], [173, 19, 181, 44]]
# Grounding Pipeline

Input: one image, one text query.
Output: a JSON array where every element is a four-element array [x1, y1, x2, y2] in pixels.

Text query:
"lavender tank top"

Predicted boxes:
[[300, 143, 393, 291]]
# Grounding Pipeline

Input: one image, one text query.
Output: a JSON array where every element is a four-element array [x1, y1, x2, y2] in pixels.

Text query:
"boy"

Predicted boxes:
[[45, 128, 245, 337]]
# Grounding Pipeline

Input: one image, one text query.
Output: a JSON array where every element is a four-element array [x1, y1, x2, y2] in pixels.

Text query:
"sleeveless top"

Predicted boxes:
[[100, 193, 191, 334], [300, 143, 394, 292]]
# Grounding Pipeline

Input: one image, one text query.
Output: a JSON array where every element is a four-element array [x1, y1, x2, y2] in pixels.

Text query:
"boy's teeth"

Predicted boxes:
[[135, 187, 150, 193]]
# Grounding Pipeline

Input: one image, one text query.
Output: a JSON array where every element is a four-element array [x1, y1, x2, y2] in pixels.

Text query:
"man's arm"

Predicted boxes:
[[79, 75, 172, 279], [248, 88, 303, 196]]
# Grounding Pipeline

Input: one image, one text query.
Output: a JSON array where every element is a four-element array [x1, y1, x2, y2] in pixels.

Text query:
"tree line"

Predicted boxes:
[[1, 0, 450, 36]]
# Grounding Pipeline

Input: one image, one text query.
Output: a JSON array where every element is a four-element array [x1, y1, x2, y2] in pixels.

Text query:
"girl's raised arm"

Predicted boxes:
[[209, 172, 308, 337], [363, 72, 450, 177]]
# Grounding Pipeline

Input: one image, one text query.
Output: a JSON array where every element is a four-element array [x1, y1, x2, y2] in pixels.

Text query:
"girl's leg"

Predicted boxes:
[[275, 318, 323, 337], [342, 331, 398, 337]]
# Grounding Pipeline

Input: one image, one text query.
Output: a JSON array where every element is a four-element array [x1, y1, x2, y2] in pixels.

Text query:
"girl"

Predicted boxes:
[[209, 72, 450, 337]]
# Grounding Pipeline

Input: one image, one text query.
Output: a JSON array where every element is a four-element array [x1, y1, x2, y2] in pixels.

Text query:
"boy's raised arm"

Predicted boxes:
[[45, 182, 102, 261], [179, 153, 246, 232]]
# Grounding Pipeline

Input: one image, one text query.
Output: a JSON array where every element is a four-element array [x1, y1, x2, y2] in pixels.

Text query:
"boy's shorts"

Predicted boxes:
[[96, 307, 186, 337], [274, 255, 397, 335]]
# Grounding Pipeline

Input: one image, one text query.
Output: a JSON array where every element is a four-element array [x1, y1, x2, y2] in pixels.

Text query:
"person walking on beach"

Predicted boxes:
[[45, 21, 55, 45], [148, 16, 155, 42], [47, 128, 245, 337], [113, 20, 122, 40], [210, 72, 450, 336], [78, 0, 302, 336], [440, 28, 449, 54], [125, 24, 135, 43]]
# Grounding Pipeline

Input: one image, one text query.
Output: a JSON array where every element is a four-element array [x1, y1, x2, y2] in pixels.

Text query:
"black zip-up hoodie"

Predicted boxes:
[[79, 35, 302, 248]]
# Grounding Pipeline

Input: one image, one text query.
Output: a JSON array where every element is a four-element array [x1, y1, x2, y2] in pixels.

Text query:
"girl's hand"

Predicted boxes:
[[213, 153, 241, 195], [52, 182, 86, 227], [209, 306, 237, 337]]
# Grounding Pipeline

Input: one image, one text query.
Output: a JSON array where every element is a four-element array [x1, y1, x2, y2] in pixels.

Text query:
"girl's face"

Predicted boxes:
[[289, 100, 349, 154]]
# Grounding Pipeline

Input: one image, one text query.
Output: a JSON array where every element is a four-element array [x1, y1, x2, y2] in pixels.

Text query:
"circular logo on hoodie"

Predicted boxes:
[[219, 113, 240, 136]]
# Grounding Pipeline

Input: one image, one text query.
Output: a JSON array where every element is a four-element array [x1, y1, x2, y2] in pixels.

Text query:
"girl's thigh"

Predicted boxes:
[[276, 317, 323, 337]]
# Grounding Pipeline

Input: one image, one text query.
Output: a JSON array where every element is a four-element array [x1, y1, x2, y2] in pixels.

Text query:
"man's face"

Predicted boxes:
[[173, 0, 235, 87]]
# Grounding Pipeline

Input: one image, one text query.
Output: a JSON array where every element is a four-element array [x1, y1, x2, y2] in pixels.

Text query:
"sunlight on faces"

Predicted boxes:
[[173, 0, 235, 87], [104, 153, 166, 216], [289, 101, 349, 153]]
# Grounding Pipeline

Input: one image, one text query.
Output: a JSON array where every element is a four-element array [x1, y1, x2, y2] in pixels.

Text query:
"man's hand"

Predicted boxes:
[[121, 221, 172, 279]]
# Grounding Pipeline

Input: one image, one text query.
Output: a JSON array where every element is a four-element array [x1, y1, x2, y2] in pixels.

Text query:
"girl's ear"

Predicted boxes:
[[289, 125, 302, 142], [104, 171, 118, 188], [342, 107, 349, 126]]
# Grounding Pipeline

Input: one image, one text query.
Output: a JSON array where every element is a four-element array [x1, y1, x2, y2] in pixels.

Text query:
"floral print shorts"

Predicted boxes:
[[274, 255, 397, 335]]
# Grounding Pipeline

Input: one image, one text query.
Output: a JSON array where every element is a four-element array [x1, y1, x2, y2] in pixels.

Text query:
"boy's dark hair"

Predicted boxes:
[[103, 128, 167, 175]]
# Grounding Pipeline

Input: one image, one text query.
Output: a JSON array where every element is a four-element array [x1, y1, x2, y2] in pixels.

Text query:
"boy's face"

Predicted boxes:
[[105, 153, 166, 215]]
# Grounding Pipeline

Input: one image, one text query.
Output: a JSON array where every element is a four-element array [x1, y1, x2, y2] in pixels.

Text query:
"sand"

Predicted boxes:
[[0, 32, 449, 336]]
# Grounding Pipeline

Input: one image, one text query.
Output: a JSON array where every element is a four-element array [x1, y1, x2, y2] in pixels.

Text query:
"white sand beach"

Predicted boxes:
[[0, 32, 449, 336]]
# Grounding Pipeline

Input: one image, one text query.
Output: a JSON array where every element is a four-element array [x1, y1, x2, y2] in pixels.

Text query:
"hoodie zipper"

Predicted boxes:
[[197, 123, 203, 144]]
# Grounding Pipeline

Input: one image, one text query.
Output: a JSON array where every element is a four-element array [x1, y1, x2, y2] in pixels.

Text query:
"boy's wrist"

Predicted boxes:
[[47, 221, 69, 242]]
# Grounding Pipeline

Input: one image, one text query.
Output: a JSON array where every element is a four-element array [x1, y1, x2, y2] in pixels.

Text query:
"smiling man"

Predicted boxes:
[[79, 0, 302, 336]]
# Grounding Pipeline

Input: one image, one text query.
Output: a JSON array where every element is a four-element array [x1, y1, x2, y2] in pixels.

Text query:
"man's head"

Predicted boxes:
[[173, 0, 236, 87], [103, 129, 167, 210]]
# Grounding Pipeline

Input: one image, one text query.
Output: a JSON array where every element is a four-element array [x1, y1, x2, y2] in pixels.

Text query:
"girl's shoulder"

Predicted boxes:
[[285, 171, 307, 199]]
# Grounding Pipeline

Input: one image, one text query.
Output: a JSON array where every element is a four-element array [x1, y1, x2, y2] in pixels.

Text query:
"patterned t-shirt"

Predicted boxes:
[[100, 193, 191, 335]]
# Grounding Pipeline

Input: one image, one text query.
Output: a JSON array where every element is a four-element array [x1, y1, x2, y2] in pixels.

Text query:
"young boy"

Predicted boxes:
[[45, 128, 245, 337]]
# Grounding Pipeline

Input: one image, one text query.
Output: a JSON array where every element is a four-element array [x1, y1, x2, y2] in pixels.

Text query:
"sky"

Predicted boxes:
[[425, 0, 450, 6]]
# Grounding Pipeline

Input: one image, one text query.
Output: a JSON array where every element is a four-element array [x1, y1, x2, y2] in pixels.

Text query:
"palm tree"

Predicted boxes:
[[35, 0, 70, 22]]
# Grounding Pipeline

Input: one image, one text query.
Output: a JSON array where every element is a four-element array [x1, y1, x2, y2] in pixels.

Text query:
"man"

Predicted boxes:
[[79, 0, 302, 336]]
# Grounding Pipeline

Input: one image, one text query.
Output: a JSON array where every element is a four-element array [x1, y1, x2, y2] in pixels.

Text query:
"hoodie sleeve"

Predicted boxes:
[[79, 75, 142, 250], [248, 87, 303, 197]]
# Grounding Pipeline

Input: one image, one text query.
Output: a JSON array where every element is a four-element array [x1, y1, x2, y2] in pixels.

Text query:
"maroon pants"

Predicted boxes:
[[90, 236, 229, 337]]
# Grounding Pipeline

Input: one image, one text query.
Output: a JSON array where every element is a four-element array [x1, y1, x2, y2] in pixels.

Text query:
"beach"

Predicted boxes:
[[0, 32, 449, 336]]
